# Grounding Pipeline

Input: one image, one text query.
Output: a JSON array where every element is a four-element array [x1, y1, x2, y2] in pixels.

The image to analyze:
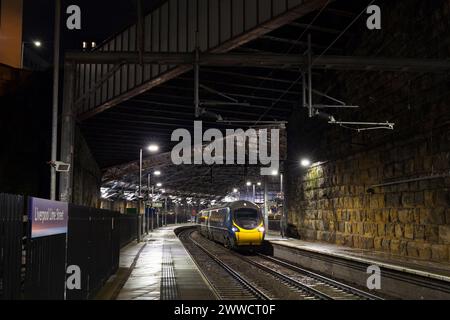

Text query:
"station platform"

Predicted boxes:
[[96, 225, 216, 300], [265, 231, 450, 299], [265, 231, 450, 280]]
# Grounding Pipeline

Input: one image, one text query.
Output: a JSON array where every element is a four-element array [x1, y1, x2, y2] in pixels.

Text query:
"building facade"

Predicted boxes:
[[0, 0, 23, 68]]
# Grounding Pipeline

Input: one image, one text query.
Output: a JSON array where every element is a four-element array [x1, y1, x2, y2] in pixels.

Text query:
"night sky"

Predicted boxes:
[[23, 0, 161, 61]]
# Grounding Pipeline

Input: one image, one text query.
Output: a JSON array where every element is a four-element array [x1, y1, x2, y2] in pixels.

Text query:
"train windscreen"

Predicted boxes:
[[233, 208, 260, 229]]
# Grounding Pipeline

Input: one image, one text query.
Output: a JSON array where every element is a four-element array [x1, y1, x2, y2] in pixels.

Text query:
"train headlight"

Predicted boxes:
[[231, 226, 239, 232], [258, 226, 265, 233]]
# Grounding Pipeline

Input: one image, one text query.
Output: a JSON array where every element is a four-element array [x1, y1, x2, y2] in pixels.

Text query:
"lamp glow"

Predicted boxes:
[[148, 144, 159, 152], [301, 158, 312, 167]]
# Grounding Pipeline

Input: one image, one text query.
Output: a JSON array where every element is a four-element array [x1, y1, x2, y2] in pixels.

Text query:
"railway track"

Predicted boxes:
[[179, 228, 383, 300], [178, 229, 269, 300], [241, 253, 382, 300]]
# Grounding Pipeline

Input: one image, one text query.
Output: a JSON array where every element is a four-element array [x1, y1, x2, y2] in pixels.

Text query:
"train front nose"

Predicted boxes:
[[235, 226, 265, 246]]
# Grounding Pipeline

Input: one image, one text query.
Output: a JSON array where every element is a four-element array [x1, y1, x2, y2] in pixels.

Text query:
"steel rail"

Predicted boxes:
[[182, 230, 270, 300], [229, 251, 334, 300], [257, 253, 383, 300]]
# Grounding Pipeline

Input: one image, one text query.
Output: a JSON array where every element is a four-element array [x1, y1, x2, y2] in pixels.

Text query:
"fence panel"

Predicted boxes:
[[66, 205, 90, 300], [24, 234, 66, 300], [67, 206, 128, 300], [2, 194, 137, 300], [0, 194, 24, 300], [118, 214, 137, 248]]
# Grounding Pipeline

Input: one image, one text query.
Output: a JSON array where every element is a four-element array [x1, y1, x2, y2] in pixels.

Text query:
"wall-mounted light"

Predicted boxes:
[[233, 188, 238, 193], [246, 181, 252, 187], [154, 170, 161, 176], [300, 158, 312, 167], [257, 182, 262, 186], [156, 183, 162, 187], [271, 170, 279, 176]]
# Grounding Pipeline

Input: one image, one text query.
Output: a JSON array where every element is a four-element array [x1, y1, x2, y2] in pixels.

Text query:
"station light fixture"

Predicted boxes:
[[257, 182, 262, 186], [156, 183, 163, 187], [154, 170, 161, 176], [301, 158, 312, 167], [33, 41, 42, 47], [233, 188, 238, 193], [148, 144, 159, 152], [246, 181, 252, 187], [271, 170, 279, 176]]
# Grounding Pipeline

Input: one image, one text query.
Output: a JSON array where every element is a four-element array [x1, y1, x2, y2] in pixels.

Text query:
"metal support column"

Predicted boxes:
[[307, 34, 313, 118], [175, 204, 178, 224], [194, 47, 200, 118], [59, 62, 75, 202], [51, 0, 61, 200], [137, 149, 143, 242], [264, 176, 269, 232], [148, 174, 153, 232], [164, 197, 168, 226], [280, 173, 285, 238]]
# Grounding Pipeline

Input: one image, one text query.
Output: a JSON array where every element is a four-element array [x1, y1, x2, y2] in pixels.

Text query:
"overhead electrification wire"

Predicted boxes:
[[248, 0, 332, 97], [254, 0, 377, 126]]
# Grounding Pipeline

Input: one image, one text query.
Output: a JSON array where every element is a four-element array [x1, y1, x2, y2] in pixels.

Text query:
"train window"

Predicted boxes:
[[233, 208, 260, 230]]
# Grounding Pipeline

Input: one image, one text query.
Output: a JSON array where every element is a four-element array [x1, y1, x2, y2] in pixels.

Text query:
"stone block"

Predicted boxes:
[[402, 192, 415, 207], [439, 225, 450, 244], [424, 191, 434, 207], [406, 241, 419, 258], [414, 224, 425, 240], [431, 244, 449, 261], [390, 239, 401, 254], [435, 190, 450, 207], [414, 192, 424, 207], [344, 222, 351, 233], [362, 236, 374, 249], [417, 243, 432, 260], [404, 224, 414, 239], [385, 193, 401, 207], [336, 233, 345, 245], [363, 222, 376, 236], [395, 224, 404, 238], [374, 237, 383, 250], [389, 209, 398, 222], [374, 210, 383, 223], [425, 225, 439, 242], [386, 223, 395, 237], [381, 238, 391, 251], [399, 241, 408, 256], [377, 223, 386, 237], [398, 210, 412, 223]]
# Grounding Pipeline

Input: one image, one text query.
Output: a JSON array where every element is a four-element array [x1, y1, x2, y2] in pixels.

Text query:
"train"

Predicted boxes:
[[198, 200, 265, 248]]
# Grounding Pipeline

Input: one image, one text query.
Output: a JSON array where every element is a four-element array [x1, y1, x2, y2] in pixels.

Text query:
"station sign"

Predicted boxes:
[[28, 197, 69, 238]]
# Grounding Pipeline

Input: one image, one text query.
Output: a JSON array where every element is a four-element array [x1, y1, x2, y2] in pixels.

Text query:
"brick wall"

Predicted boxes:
[[286, 0, 450, 262]]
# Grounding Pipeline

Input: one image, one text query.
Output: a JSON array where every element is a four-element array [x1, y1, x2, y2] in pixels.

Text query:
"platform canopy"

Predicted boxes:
[[64, 0, 448, 200]]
